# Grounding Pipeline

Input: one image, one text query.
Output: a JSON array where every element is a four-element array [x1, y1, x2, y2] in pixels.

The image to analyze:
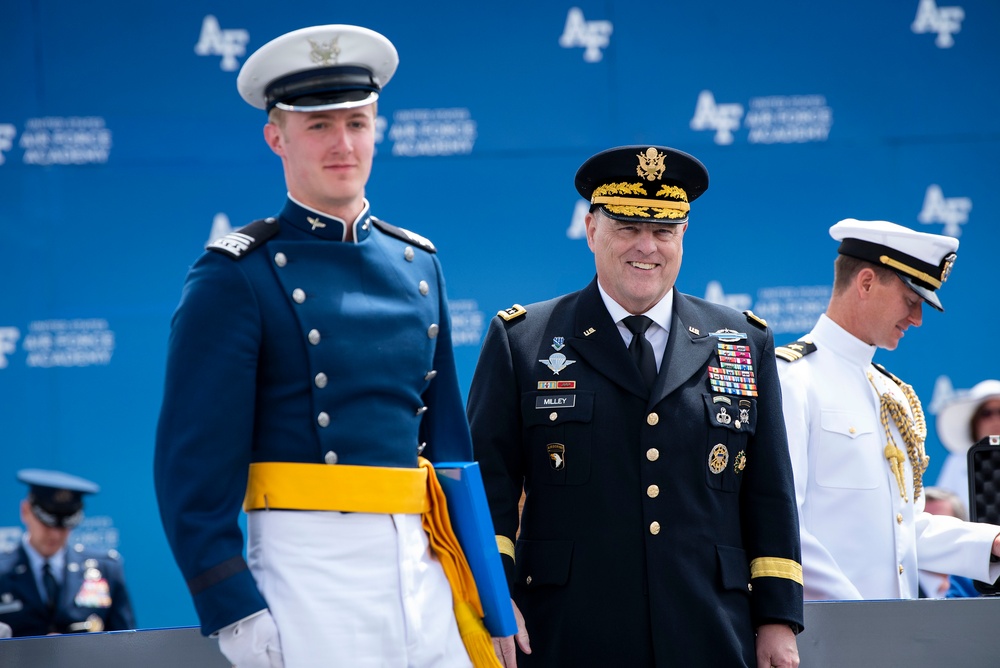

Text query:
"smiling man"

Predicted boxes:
[[154, 24, 488, 668], [776, 219, 1000, 601], [468, 146, 804, 667]]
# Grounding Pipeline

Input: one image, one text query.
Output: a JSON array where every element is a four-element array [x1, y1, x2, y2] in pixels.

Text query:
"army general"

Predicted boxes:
[[468, 146, 804, 667]]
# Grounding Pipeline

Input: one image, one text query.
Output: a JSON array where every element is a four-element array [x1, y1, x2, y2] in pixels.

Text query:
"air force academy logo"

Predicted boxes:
[[911, 0, 964, 48], [194, 15, 250, 71], [0, 327, 21, 369], [0, 124, 16, 165], [559, 7, 613, 62], [917, 184, 972, 236], [690, 91, 744, 145]]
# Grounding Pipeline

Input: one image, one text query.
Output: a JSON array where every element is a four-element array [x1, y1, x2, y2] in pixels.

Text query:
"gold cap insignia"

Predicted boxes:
[[636, 147, 667, 181]]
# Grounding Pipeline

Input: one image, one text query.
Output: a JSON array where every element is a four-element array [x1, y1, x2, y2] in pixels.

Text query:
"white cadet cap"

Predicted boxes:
[[936, 380, 1000, 453], [829, 218, 958, 311], [237, 25, 398, 112]]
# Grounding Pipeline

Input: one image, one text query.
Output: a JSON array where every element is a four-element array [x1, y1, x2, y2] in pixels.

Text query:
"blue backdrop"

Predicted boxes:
[[1, 0, 996, 629]]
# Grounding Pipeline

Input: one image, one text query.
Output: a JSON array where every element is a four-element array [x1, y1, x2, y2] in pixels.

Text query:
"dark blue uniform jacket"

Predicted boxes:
[[154, 199, 473, 634], [468, 279, 803, 667], [0, 544, 135, 636]]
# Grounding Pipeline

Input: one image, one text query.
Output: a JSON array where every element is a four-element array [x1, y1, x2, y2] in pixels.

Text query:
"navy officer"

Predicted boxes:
[[468, 146, 804, 667], [154, 24, 494, 668], [0, 469, 135, 636]]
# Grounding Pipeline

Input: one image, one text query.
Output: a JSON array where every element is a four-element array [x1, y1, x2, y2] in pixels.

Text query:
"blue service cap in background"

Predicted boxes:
[[17, 468, 100, 529]]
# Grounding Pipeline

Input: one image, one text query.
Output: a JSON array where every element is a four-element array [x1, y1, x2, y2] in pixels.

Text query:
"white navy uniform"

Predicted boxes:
[[777, 314, 1000, 600]]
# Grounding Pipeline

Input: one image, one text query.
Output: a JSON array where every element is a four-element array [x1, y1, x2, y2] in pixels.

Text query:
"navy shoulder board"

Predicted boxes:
[[206, 217, 280, 260], [372, 218, 436, 254], [775, 338, 817, 363], [873, 363, 904, 386]]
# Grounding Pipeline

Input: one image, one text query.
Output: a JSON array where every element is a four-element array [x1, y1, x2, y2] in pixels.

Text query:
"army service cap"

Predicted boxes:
[[18, 468, 100, 529], [830, 218, 958, 311], [575, 145, 709, 224], [237, 24, 398, 112]]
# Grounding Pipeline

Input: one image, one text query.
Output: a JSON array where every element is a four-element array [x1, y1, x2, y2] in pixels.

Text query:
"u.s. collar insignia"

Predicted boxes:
[[710, 328, 747, 343], [308, 37, 340, 65], [552, 337, 566, 351], [540, 353, 577, 375], [547, 443, 566, 470], [636, 147, 667, 181], [688, 326, 700, 335], [709, 443, 729, 474], [734, 450, 747, 474]]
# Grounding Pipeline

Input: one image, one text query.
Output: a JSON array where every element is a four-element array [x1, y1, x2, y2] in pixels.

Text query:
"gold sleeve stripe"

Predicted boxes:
[[750, 557, 803, 585], [496, 535, 515, 561]]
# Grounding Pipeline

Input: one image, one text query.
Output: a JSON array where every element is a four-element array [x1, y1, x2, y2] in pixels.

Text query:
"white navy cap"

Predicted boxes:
[[936, 380, 1000, 453], [830, 218, 958, 312], [237, 25, 398, 112]]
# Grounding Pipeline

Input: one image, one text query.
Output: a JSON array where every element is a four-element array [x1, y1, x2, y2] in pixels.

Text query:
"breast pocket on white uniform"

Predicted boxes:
[[816, 410, 880, 489]]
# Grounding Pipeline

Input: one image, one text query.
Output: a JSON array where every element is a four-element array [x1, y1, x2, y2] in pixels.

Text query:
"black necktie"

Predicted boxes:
[[42, 562, 59, 612], [624, 315, 657, 389]]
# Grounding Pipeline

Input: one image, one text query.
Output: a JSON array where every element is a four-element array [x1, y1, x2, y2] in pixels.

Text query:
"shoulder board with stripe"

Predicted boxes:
[[744, 310, 767, 330], [872, 363, 905, 387], [775, 338, 817, 363], [498, 304, 526, 322], [206, 218, 280, 260], [372, 218, 436, 254]]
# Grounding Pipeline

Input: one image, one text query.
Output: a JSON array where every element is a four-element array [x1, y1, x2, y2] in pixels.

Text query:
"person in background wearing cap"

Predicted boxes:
[[0, 469, 135, 636], [935, 379, 1000, 510], [468, 146, 803, 667], [776, 219, 1000, 601], [155, 24, 492, 668]]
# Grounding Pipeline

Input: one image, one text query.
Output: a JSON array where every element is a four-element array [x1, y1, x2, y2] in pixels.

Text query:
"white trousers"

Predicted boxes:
[[248, 510, 472, 668]]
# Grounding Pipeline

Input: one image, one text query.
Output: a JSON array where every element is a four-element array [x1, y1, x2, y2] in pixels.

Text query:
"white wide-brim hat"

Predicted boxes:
[[936, 379, 1000, 453]]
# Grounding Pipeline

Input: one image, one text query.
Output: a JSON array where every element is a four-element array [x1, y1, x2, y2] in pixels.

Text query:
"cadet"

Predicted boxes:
[[0, 469, 135, 636], [469, 146, 803, 667], [776, 219, 1000, 600], [154, 24, 494, 668]]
